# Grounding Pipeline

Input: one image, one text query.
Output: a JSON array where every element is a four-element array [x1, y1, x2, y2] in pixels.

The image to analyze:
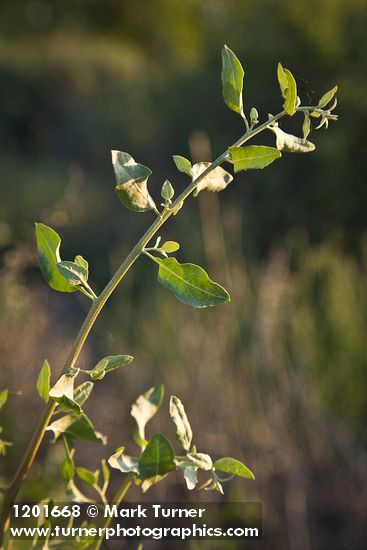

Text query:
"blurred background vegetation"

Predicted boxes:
[[0, 1, 367, 549]]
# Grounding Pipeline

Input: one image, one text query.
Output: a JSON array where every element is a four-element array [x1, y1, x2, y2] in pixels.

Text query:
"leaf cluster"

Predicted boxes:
[[108, 386, 254, 494]]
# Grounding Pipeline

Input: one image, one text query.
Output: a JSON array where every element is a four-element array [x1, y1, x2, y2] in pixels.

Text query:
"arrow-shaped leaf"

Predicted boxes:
[[131, 385, 165, 448], [112, 150, 156, 213], [173, 155, 192, 176], [191, 162, 233, 196]]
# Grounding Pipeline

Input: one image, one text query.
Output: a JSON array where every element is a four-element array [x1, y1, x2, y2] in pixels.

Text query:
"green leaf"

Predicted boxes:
[[46, 414, 107, 444], [169, 396, 193, 451], [161, 180, 174, 203], [74, 255, 89, 274], [191, 162, 233, 197], [139, 433, 176, 481], [318, 85, 338, 108], [277, 63, 297, 116], [221, 45, 244, 115], [214, 457, 255, 479], [186, 452, 213, 471], [76, 467, 98, 486], [270, 127, 315, 153], [302, 111, 311, 141], [60, 455, 75, 482], [161, 241, 180, 254], [228, 145, 281, 171], [0, 390, 9, 410], [89, 355, 133, 381], [73, 382, 94, 407], [57, 261, 88, 287], [173, 155, 192, 176], [36, 360, 51, 404], [108, 447, 139, 475], [56, 382, 94, 414], [155, 257, 230, 308], [112, 150, 156, 213], [131, 385, 165, 448], [35, 223, 76, 293]]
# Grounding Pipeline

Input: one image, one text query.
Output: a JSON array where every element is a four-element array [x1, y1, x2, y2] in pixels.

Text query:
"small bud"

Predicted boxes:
[[161, 180, 174, 204], [250, 107, 259, 125]]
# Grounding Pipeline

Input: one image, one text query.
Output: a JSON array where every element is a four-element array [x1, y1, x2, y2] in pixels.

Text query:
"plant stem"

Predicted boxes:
[[0, 105, 319, 546], [94, 476, 133, 550]]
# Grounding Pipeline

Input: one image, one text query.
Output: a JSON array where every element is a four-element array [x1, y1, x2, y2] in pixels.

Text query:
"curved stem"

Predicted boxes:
[[0, 105, 319, 546], [94, 476, 133, 550]]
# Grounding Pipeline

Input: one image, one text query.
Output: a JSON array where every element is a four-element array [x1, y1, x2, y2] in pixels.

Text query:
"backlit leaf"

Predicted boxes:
[[186, 452, 213, 471], [35, 223, 76, 293], [161, 241, 180, 254], [108, 447, 139, 475], [181, 465, 198, 490], [74, 255, 89, 274], [161, 180, 174, 203], [318, 85, 338, 108], [49, 374, 81, 414], [214, 457, 255, 479], [57, 382, 94, 414], [173, 155, 192, 176], [228, 145, 281, 172], [169, 396, 193, 451], [73, 382, 94, 407], [57, 261, 88, 287], [49, 374, 75, 401], [221, 45, 244, 115], [277, 63, 297, 116], [46, 414, 106, 444], [155, 257, 230, 308], [112, 150, 156, 212], [191, 162, 233, 196], [76, 467, 98, 486], [89, 355, 133, 381], [36, 360, 51, 404], [270, 127, 315, 153], [131, 385, 164, 448]]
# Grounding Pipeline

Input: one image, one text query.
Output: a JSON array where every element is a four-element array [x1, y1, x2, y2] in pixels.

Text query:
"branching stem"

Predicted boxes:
[[0, 105, 320, 546]]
